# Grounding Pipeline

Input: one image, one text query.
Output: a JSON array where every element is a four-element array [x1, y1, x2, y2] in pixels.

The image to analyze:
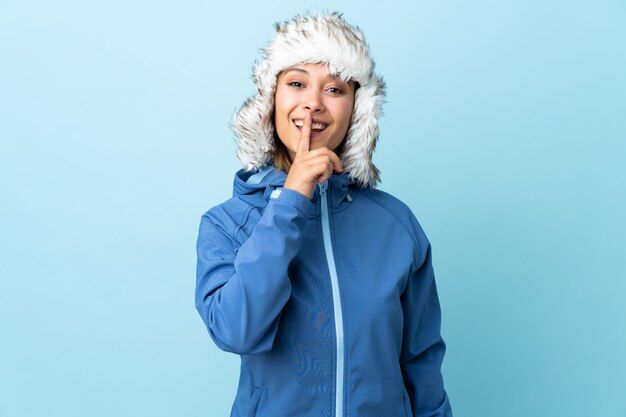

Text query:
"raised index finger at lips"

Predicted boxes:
[[296, 112, 312, 155]]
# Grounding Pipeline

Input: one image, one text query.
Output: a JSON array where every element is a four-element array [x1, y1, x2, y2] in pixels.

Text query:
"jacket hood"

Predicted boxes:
[[231, 11, 386, 188]]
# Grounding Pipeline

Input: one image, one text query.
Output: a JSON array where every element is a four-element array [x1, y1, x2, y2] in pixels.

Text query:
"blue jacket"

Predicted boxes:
[[195, 166, 452, 417]]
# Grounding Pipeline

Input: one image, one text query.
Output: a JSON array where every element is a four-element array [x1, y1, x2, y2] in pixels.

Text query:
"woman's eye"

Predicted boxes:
[[288, 81, 304, 88], [327, 87, 344, 94]]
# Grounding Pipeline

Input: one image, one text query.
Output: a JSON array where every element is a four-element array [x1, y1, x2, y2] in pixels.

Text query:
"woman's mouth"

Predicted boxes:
[[293, 119, 329, 135]]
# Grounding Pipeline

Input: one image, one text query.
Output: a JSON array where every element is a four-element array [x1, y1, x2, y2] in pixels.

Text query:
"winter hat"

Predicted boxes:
[[231, 11, 386, 188]]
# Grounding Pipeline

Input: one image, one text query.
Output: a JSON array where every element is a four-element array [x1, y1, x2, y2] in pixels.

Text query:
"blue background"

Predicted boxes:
[[1, 1, 625, 416]]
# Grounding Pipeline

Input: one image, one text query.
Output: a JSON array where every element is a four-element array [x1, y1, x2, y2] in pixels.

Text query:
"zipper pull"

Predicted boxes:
[[318, 181, 328, 196]]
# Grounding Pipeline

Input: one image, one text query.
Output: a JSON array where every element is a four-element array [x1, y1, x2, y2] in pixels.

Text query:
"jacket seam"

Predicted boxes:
[[232, 201, 260, 241], [206, 210, 238, 252], [360, 191, 423, 266]]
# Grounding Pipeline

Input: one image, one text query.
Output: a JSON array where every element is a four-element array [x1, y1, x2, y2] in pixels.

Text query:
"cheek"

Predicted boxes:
[[273, 95, 293, 147], [337, 105, 354, 130], [274, 94, 290, 128], [335, 96, 355, 126], [274, 86, 296, 113], [273, 115, 291, 146]]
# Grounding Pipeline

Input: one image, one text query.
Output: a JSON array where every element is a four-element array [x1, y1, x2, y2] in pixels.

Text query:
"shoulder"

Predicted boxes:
[[200, 193, 266, 244], [198, 170, 269, 242], [359, 187, 431, 263]]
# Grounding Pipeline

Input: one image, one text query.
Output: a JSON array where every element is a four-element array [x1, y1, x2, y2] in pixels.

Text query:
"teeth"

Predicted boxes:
[[294, 120, 328, 130]]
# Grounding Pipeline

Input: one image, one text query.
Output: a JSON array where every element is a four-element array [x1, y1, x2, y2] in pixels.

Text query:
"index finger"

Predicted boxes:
[[295, 112, 312, 155]]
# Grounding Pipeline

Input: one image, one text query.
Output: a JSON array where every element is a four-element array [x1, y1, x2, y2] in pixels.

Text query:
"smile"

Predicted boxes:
[[293, 119, 329, 132]]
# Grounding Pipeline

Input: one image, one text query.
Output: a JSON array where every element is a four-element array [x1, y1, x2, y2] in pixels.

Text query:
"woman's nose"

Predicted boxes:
[[302, 89, 324, 112]]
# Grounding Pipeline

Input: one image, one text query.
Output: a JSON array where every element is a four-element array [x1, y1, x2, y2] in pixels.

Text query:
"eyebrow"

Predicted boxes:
[[282, 67, 344, 81]]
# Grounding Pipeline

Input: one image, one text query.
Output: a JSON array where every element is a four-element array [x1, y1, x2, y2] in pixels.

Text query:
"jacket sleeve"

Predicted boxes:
[[195, 188, 313, 355], [400, 229, 453, 417]]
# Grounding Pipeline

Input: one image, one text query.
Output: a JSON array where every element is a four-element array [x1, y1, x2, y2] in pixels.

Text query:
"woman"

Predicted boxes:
[[195, 11, 453, 417]]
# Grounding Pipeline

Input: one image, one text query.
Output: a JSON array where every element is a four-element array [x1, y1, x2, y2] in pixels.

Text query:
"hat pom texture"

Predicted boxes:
[[231, 11, 386, 188]]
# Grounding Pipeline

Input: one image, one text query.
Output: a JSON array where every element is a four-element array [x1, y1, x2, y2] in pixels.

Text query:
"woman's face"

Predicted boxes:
[[274, 63, 356, 159]]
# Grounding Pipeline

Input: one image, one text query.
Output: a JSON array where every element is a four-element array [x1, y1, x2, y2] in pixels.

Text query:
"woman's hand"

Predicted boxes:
[[283, 112, 343, 199]]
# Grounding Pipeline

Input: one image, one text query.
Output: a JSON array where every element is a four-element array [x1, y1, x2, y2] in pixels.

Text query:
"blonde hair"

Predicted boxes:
[[272, 131, 293, 173]]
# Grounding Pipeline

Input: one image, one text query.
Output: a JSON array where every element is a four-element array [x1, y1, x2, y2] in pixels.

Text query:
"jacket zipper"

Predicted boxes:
[[318, 181, 345, 417]]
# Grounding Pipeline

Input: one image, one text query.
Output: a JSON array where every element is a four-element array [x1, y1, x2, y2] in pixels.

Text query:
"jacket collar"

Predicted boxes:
[[233, 167, 357, 211]]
